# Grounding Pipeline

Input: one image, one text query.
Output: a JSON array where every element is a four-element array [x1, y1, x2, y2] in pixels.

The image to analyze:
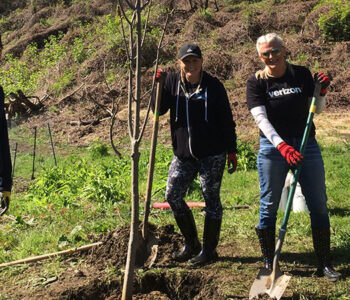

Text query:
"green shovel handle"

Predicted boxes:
[[280, 82, 321, 231]]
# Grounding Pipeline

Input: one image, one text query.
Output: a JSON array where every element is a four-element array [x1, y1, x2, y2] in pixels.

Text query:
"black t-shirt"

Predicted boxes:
[[246, 64, 315, 139]]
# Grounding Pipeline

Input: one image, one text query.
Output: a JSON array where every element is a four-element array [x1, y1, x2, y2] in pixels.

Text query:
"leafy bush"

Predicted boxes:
[[317, 0, 350, 41], [237, 141, 257, 171], [25, 154, 130, 211]]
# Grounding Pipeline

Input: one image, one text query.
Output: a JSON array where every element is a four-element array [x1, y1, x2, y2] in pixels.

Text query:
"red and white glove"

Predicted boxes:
[[277, 142, 303, 167], [314, 72, 330, 96], [227, 152, 237, 174]]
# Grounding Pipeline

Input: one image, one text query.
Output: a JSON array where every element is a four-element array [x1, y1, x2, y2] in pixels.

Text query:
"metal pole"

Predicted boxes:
[[12, 142, 18, 178], [31, 127, 37, 180], [47, 123, 57, 166]]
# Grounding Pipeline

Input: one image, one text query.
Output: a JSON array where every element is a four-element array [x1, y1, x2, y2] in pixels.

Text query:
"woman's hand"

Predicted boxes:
[[314, 72, 330, 96], [277, 142, 303, 167], [227, 152, 237, 173]]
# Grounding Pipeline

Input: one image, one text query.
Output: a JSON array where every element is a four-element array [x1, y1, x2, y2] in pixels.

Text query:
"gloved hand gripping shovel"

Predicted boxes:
[[249, 83, 321, 300]]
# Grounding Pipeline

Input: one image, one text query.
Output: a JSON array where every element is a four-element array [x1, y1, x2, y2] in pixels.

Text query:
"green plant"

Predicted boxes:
[[316, 0, 350, 41], [237, 141, 257, 171], [49, 68, 75, 96]]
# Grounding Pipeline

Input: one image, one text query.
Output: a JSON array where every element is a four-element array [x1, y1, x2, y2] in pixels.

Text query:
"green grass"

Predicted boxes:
[[1, 127, 350, 297]]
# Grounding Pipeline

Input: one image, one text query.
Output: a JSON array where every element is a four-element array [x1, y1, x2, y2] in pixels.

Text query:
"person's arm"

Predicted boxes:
[[246, 77, 303, 167], [216, 80, 237, 154], [0, 34, 3, 58], [0, 88, 12, 192], [152, 69, 171, 116], [216, 80, 237, 172], [250, 105, 283, 147]]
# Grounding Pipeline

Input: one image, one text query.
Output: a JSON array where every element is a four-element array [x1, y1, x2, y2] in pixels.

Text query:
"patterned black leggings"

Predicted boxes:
[[165, 153, 226, 219]]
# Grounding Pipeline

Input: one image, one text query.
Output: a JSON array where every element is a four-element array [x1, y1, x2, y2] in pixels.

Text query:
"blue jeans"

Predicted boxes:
[[257, 137, 329, 229]]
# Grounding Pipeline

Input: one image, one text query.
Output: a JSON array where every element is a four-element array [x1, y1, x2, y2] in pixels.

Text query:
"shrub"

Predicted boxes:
[[317, 0, 350, 41], [237, 141, 257, 171]]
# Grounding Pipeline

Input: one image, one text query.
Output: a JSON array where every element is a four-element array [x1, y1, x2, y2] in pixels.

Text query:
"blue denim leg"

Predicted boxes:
[[257, 138, 289, 229], [257, 137, 330, 229], [292, 137, 330, 228]]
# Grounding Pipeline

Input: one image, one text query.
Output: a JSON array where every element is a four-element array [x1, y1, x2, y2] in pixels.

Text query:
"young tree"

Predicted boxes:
[[116, 1, 171, 299]]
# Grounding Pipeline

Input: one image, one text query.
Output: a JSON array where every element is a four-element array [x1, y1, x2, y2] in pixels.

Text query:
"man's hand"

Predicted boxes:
[[277, 142, 303, 167], [314, 72, 330, 96], [0, 191, 11, 216], [227, 152, 237, 174]]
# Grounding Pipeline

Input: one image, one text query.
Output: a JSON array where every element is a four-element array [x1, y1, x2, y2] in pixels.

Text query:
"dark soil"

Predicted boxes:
[[5, 224, 227, 300]]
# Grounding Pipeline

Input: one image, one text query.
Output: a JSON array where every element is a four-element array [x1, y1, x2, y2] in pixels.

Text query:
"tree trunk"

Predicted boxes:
[[121, 1, 142, 299]]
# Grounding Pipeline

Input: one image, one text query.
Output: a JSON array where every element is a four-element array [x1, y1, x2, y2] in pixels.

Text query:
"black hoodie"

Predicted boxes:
[[157, 71, 237, 159]]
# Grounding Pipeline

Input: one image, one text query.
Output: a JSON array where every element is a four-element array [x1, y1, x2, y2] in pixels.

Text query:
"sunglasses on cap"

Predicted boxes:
[[260, 48, 281, 58]]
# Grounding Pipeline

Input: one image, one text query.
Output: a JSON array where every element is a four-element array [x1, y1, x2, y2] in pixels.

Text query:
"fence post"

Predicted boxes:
[[12, 142, 18, 178], [47, 123, 57, 166], [31, 127, 37, 180]]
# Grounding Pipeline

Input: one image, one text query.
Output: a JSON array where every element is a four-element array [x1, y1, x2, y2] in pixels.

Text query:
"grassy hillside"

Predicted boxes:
[[0, 0, 349, 146]]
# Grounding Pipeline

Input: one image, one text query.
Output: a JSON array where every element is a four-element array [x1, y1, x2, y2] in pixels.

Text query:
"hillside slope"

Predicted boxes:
[[0, 0, 349, 147]]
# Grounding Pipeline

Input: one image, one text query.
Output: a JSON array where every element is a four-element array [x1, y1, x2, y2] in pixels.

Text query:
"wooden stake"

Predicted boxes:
[[0, 242, 102, 268]]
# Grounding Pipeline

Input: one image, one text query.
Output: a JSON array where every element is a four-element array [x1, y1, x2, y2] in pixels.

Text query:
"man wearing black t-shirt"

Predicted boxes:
[[0, 34, 12, 216], [246, 33, 340, 281]]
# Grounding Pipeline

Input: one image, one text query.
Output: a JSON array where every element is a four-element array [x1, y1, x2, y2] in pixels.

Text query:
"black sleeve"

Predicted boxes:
[[246, 75, 266, 110], [216, 80, 237, 153], [0, 87, 12, 191], [151, 73, 173, 116]]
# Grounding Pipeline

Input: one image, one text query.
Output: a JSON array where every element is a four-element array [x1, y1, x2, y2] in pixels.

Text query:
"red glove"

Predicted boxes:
[[227, 152, 237, 174], [155, 68, 166, 82], [277, 142, 303, 167], [314, 72, 330, 96]]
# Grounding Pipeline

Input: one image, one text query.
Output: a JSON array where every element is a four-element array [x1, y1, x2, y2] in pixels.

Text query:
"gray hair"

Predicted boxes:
[[256, 33, 284, 54]]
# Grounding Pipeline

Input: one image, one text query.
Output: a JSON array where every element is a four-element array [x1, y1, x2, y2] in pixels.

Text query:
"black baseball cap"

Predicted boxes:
[[178, 43, 202, 60]]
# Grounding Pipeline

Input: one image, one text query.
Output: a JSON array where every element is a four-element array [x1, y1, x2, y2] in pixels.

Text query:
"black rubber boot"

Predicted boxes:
[[255, 226, 275, 270], [189, 216, 221, 266], [173, 211, 201, 262], [312, 227, 341, 281]]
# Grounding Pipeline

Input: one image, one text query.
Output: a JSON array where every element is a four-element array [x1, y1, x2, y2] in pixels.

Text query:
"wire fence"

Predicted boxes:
[[7, 118, 76, 183]]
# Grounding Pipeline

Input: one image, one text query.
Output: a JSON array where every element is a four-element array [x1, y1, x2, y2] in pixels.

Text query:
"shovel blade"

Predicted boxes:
[[249, 268, 291, 300]]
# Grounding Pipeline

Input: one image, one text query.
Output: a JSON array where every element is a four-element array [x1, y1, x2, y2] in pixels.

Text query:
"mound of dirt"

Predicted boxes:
[[87, 224, 184, 270], [18, 224, 226, 300]]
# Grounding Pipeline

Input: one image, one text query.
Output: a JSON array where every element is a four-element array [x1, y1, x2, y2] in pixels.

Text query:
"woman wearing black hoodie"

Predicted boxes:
[[155, 43, 237, 266]]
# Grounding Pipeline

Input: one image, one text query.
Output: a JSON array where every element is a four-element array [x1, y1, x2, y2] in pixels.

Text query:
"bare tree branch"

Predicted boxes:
[[137, 10, 173, 143], [124, 0, 136, 10], [118, 0, 133, 25], [127, 19, 135, 139], [118, 5, 132, 61], [110, 110, 122, 158], [140, 0, 152, 48], [140, 0, 151, 10]]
